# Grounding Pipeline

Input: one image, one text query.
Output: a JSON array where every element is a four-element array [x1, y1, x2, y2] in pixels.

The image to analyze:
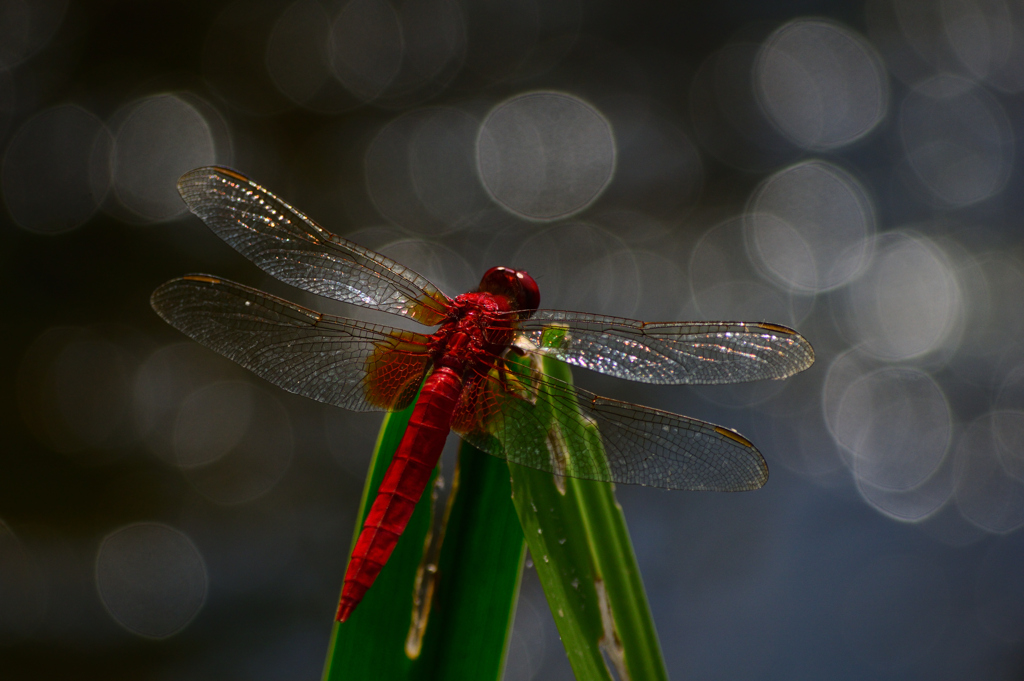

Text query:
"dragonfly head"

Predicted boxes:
[[479, 266, 540, 317]]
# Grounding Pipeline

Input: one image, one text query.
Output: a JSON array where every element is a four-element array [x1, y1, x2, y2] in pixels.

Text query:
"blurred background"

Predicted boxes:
[[3, 0, 1024, 678]]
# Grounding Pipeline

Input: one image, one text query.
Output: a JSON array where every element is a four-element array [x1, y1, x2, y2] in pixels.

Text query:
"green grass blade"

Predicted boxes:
[[571, 436, 669, 681], [507, 329, 669, 681], [509, 465, 615, 681], [322, 397, 525, 681], [411, 442, 526, 679]]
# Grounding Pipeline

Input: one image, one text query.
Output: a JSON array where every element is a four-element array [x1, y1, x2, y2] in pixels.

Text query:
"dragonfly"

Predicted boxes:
[[152, 167, 814, 622]]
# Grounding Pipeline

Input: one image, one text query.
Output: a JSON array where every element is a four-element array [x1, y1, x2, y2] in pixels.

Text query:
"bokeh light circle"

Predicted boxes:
[[328, 0, 403, 102], [822, 347, 875, 443], [997, 365, 1024, 412], [111, 94, 221, 222], [955, 414, 1024, 533], [746, 160, 875, 293], [95, 523, 207, 639], [390, 0, 466, 86], [477, 91, 616, 221], [756, 19, 888, 150], [377, 238, 478, 300], [50, 335, 134, 451], [593, 210, 670, 246], [506, 222, 639, 315], [173, 381, 294, 505], [948, 252, 1024, 389], [598, 99, 704, 218], [17, 326, 145, 463], [690, 42, 797, 172], [942, 0, 1024, 92], [365, 107, 491, 235], [328, 0, 466, 107], [134, 343, 244, 467], [690, 217, 807, 326], [832, 367, 951, 491], [990, 410, 1024, 482], [869, 0, 1024, 93], [900, 74, 1013, 207], [836, 231, 961, 361], [854, 457, 954, 522], [2, 105, 110, 234], [265, 0, 363, 113], [174, 381, 255, 469], [202, 0, 293, 116], [628, 250, 688, 321], [749, 402, 847, 480]]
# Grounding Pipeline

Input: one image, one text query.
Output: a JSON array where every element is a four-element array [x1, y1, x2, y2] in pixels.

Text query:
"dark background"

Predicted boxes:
[[3, 0, 1024, 679]]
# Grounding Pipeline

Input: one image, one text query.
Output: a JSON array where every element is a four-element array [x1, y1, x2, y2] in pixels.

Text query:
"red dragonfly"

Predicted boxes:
[[152, 167, 814, 622]]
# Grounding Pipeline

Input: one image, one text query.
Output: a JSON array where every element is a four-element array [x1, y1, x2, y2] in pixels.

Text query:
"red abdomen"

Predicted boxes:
[[335, 366, 463, 622]]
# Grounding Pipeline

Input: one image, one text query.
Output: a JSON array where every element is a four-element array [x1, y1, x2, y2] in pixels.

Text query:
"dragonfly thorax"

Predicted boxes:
[[432, 292, 516, 374]]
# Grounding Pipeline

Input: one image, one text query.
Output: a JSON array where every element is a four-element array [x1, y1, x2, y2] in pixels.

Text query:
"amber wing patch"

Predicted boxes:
[[362, 330, 432, 411]]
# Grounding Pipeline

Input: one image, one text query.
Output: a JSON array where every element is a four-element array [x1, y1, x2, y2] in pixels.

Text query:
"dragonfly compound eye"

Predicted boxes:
[[479, 266, 540, 315], [515, 270, 540, 314]]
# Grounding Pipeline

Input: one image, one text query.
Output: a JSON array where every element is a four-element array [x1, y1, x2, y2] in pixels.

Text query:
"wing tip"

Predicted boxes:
[[792, 334, 816, 373], [735, 457, 769, 491], [755, 322, 816, 376], [712, 425, 769, 491]]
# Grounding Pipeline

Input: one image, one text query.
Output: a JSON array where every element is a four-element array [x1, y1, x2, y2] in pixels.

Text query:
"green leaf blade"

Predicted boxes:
[[420, 443, 526, 679], [509, 461, 615, 681], [508, 336, 669, 681]]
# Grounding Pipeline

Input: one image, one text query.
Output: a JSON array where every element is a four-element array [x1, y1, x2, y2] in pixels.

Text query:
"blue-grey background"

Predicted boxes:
[[3, 0, 1024, 679]]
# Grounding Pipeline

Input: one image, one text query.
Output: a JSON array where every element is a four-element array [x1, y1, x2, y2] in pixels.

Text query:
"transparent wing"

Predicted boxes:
[[151, 275, 433, 412], [510, 310, 814, 385], [177, 167, 452, 326], [452, 359, 768, 491]]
